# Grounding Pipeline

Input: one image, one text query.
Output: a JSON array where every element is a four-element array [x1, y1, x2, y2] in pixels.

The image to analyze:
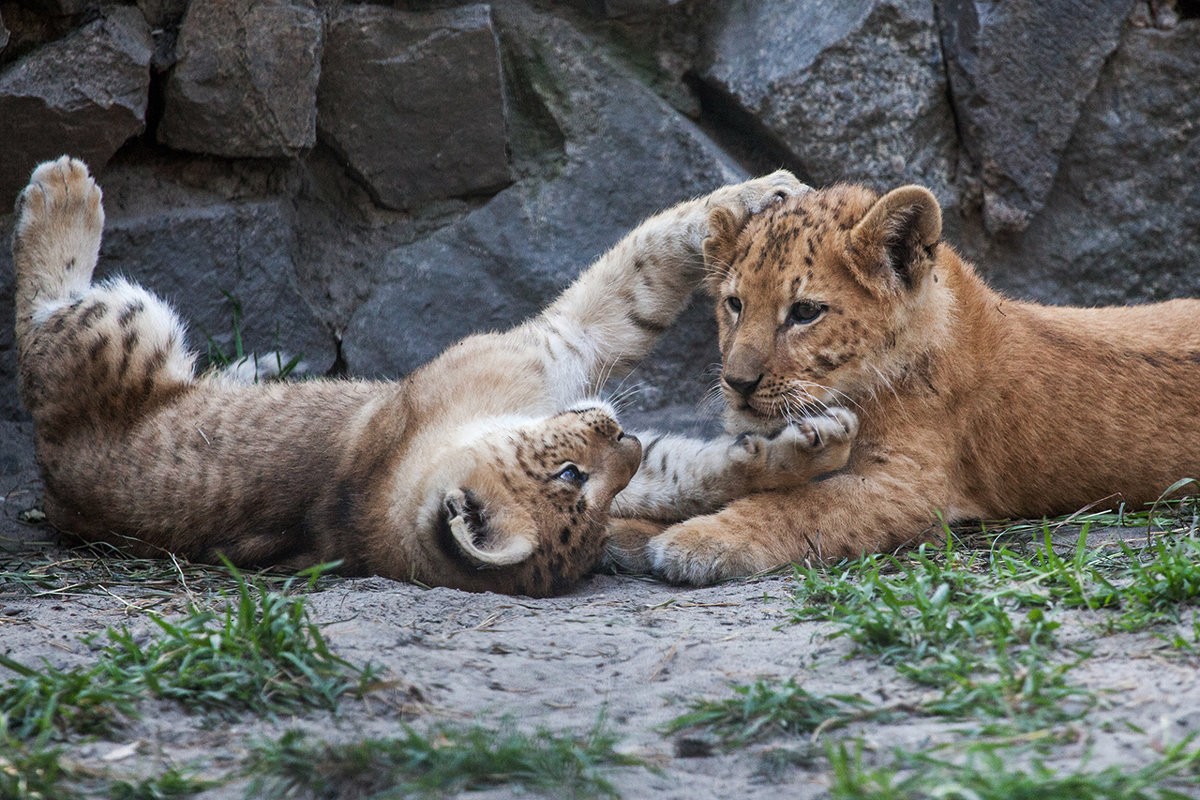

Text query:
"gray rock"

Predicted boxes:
[[97, 193, 337, 377], [19, 0, 92, 16], [0, 421, 51, 551], [1, 11, 9, 52], [605, 0, 684, 16], [0, 217, 19, 421], [695, 0, 958, 207], [937, 0, 1133, 234], [317, 4, 512, 210], [340, 2, 741, 432], [0, 6, 151, 203], [972, 21, 1200, 307], [158, 0, 322, 158]]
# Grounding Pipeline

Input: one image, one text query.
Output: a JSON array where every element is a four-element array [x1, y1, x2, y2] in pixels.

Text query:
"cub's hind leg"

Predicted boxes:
[[13, 156, 104, 345], [14, 157, 195, 435]]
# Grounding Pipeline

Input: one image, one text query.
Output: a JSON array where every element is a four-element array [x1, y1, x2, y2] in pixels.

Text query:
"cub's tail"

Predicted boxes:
[[12, 157, 195, 431]]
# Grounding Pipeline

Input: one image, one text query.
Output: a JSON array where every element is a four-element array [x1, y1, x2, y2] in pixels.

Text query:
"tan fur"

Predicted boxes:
[[627, 182, 1200, 584], [14, 157, 824, 596]]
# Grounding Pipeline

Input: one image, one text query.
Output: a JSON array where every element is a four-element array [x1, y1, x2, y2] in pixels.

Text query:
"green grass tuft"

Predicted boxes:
[[0, 653, 142, 740], [828, 738, 1200, 800], [788, 541, 1091, 730], [101, 563, 376, 717], [662, 678, 868, 747], [201, 290, 302, 380], [0, 563, 376, 740], [106, 766, 215, 800], [0, 734, 79, 800], [243, 720, 643, 800]]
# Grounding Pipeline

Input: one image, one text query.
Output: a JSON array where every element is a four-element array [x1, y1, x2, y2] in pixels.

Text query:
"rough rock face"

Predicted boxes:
[[96, 190, 335, 379], [0, 12, 8, 51], [341, 4, 738, 430], [0, 0, 1197, 432], [318, 4, 511, 210], [695, 0, 958, 208], [158, 0, 322, 158], [937, 0, 1134, 234], [21, 0, 92, 14], [975, 19, 1200, 307], [0, 6, 151, 203]]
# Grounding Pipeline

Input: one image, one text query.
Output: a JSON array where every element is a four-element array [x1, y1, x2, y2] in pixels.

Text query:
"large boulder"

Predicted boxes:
[[0, 6, 151, 203], [97, 185, 336, 377], [937, 0, 1133, 234], [158, 0, 322, 158], [694, 0, 958, 208], [317, 4, 512, 210], [339, 2, 743, 432], [974, 19, 1200, 307]]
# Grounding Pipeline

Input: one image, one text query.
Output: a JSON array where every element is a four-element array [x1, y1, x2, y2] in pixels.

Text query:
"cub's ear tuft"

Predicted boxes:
[[702, 206, 744, 296], [441, 488, 535, 568], [849, 185, 942, 293]]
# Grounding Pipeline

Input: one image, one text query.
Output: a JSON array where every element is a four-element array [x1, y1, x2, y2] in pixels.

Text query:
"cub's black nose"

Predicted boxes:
[[724, 373, 763, 400]]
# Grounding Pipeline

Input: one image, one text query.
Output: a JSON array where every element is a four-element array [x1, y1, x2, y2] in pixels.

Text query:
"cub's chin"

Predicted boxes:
[[723, 402, 788, 437]]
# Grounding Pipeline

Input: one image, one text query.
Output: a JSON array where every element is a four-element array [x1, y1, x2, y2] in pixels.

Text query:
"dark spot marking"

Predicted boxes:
[[78, 301, 108, 329], [88, 333, 110, 363], [560, 526, 572, 545], [145, 348, 167, 376], [628, 311, 668, 334], [118, 301, 145, 328], [814, 352, 844, 372], [640, 434, 663, 464]]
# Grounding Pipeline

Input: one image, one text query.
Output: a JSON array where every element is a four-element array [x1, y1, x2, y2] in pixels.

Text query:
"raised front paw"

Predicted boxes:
[[730, 407, 858, 492], [707, 170, 810, 221], [647, 517, 775, 585]]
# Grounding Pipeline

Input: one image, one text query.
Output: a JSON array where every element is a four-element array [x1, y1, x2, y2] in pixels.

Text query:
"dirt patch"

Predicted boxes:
[[5, 421, 1200, 796], [3, 522, 1200, 797]]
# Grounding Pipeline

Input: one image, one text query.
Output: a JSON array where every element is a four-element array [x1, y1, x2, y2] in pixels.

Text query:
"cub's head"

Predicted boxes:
[[414, 404, 641, 597], [703, 183, 945, 433]]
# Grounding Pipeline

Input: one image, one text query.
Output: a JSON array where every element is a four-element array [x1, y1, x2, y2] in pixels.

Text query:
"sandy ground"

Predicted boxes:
[[3, 420, 1200, 797]]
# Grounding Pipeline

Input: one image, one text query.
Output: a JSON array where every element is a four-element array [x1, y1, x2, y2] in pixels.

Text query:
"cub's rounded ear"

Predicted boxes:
[[849, 186, 942, 294], [702, 206, 743, 296], [442, 488, 535, 568]]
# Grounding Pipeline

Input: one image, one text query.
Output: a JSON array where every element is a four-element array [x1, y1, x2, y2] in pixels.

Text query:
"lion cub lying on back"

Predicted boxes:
[[13, 158, 854, 596], [614, 182, 1200, 584]]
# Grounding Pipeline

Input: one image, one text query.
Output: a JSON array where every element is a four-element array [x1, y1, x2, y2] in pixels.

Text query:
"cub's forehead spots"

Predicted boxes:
[[728, 185, 881, 292]]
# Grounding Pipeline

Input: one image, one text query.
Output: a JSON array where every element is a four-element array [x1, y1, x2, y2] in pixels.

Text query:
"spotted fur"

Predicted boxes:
[[13, 157, 817, 596]]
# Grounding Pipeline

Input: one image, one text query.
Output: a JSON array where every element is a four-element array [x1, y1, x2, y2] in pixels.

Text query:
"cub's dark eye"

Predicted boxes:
[[725, 296, 742, 315], [554, 464, 588, 486], [787, 300, 825, 325]]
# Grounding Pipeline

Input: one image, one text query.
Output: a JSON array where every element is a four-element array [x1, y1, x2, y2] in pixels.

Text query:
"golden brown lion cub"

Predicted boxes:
[[621, 182, 1200, 584], [14, 157, 852, 596]]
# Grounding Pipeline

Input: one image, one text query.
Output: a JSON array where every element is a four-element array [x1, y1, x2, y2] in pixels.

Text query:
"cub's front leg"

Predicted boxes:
[[614, 407, 857, 520], [642, 464, 948, 584], [525, 171, 808, 405], [604, 409, 857, 572]]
